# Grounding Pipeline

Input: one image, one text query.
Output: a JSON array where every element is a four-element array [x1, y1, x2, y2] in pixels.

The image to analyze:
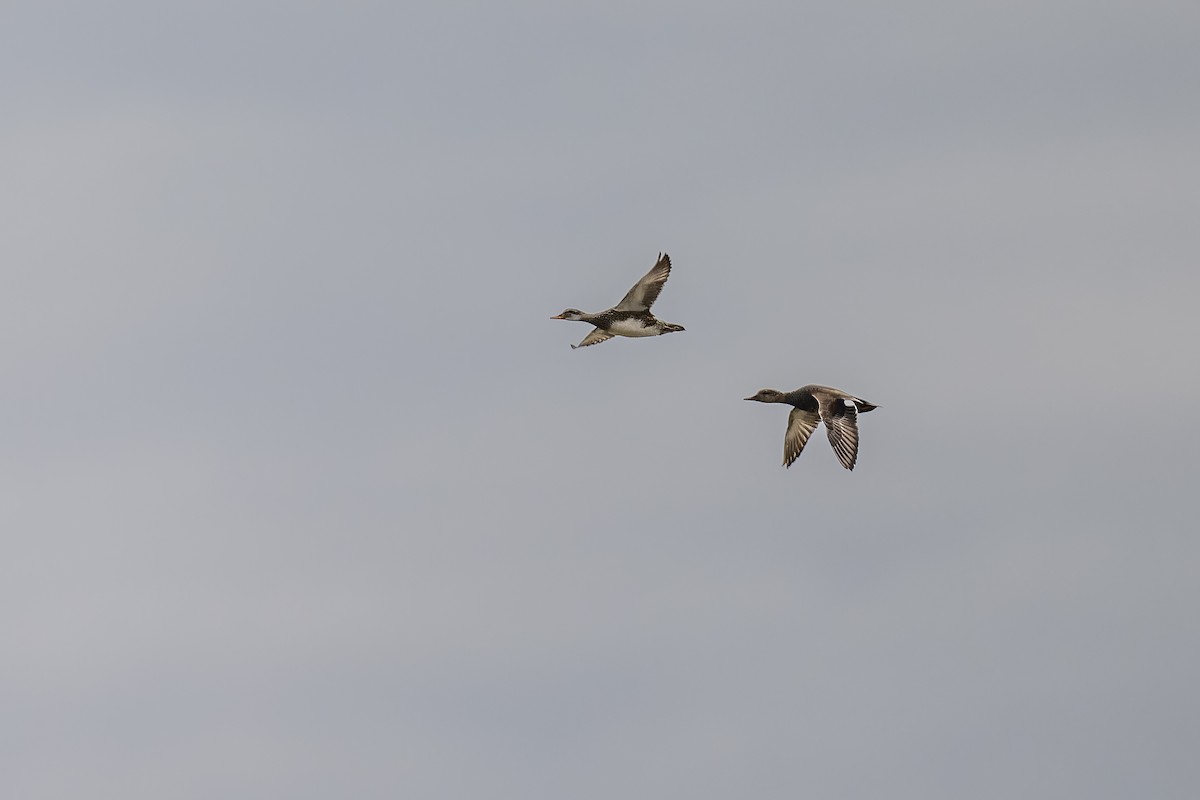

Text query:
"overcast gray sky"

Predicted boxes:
[[4, 1, 1200, 798]]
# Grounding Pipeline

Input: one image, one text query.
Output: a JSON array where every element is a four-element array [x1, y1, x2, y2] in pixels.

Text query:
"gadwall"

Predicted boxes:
[[745, 385, 879, 471]]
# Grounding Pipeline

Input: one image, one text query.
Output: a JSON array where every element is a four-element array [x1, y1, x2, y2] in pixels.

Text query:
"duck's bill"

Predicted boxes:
[[550, 313, 566, 319]]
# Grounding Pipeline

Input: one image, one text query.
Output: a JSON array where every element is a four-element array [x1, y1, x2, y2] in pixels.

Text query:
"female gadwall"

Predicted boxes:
[[744, 385, 879, 471], [551, 253, 685, 349]]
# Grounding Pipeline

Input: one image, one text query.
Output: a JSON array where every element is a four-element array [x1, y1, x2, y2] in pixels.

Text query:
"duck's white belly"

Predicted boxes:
[[609, 318, 657, 337]]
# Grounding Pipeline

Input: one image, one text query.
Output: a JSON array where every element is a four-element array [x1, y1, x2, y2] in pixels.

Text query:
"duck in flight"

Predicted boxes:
[[744, 385, 879, 471], [551, 253, 685, 349]]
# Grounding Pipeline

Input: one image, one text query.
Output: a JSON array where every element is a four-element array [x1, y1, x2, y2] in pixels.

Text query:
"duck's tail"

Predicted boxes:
[[855, 399, 879, 413]]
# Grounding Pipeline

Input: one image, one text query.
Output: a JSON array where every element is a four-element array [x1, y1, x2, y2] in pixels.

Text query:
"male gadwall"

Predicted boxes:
[[552, 253, 685, 349], [745, 385, 879, 471]]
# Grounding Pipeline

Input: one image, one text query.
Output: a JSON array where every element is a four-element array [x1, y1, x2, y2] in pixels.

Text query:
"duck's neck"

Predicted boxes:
[[782, 389, 818, 410]]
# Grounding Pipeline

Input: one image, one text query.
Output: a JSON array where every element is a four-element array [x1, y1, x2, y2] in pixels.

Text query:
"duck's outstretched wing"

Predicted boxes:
[[571, 328, 615, 349], [615, 253, 672, 312], [783, 406, 821, 468], [819, 398, 860, 471]]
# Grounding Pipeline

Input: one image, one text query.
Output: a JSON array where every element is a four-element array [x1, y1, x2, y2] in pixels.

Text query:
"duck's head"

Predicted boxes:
[[744, 389, 785, 403], [663, 322, 686, 333], [551, 309, 585, 321]]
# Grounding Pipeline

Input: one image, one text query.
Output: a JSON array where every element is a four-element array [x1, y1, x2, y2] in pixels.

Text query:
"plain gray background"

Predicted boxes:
[[5, 1, 1199, 798]]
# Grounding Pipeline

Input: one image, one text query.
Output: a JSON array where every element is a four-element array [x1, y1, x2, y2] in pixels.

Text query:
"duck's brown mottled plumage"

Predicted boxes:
[[551, 253, 685, 349]]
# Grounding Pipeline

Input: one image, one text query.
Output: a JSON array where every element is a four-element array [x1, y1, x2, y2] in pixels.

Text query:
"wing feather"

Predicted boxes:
[[783, 406, 821, 468], [820, 399, 860, 470], [571, 328, 616, 349], [615, 253, 672, 312]]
